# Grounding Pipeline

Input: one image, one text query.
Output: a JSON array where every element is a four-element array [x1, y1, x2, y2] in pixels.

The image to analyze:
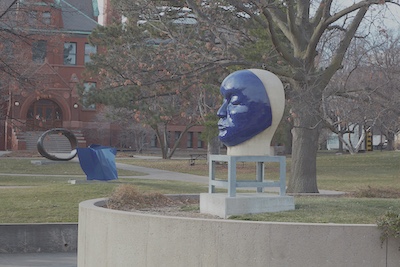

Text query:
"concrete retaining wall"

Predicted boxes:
[[0, 223, 78, 253], [78, 198, 400, 267]]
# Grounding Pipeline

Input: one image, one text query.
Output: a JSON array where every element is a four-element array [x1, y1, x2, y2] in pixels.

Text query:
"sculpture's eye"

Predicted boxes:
[[230, 95, 240, 105]]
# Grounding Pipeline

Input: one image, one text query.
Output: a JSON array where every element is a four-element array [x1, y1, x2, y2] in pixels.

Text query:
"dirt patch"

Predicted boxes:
[[106, 184, 220, 219], [123, 203, 220, 219], [0, 186, 35, 189], [1, 151, 41, 157], [349, 186, 400, 198]]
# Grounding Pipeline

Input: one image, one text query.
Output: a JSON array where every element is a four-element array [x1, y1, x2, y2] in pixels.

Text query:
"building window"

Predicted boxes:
[[84, 43, 97, 63], [42, 11, 51, 24], [175, 131, 181, 141], [32, 40, 47, 63], [197, 133, 203, 148], [187, 132, 193, 148], [82, 83, 96, 110], [151, 135, 158, 147], [63, 42, 76, 65], [1, 40, 13, 56], [29, 11, 38, 25]]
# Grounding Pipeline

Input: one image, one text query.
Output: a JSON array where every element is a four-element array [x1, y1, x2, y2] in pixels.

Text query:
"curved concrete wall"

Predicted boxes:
[[78, 198, 400, 267]]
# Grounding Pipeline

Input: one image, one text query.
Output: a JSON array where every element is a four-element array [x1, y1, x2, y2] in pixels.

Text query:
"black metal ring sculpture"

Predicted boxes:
[[37, 128, 78, 161]]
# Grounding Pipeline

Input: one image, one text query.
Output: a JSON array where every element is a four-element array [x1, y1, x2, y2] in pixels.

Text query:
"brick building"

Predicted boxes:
[[0, 0, 206, 153], [0, 0, 113, 150]]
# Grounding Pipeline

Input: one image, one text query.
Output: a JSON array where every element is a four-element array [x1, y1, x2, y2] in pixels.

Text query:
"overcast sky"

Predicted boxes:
[[95, 1, 400, 31], [97, 0, 104, 25]]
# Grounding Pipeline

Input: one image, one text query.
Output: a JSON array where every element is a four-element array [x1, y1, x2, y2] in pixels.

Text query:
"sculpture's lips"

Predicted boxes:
[[218, 124, 226, 131]]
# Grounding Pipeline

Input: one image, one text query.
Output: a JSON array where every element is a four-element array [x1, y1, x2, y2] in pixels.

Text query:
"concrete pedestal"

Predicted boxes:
[[200, 193, 295, 218]]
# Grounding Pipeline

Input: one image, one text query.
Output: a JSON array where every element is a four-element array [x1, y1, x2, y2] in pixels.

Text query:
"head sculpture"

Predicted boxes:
[[217, 69, 285, 156]]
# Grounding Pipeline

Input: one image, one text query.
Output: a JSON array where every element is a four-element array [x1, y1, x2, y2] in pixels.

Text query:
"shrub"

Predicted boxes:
[[376, 208, 400, 245], [106, 184, 174, 211], [352, 186, 400, 198]]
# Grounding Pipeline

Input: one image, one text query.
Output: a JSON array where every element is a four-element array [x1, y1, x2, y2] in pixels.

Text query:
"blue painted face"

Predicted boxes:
[[217, 70, 272, 146]]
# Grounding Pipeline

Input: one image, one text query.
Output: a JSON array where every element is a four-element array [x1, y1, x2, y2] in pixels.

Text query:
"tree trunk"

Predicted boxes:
[[287, 113, 320, 193], [386, 132, 395, 151], [153, 124, 168, 159], [284, 122, 293, 155], [207, 136, 220, 155], [166, 124, 196, 159], [338, 132, 344, 153]]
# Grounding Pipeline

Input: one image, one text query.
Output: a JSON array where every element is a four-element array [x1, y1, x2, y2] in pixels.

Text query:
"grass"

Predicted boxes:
[[118, 151, 400, 192], [0, 157, 206, 222], [0, 159, 145, 176], [230, 197, 400, 224], [1, 184, 113, 223], [316, 151, 400, 191], [0, 151, 399, 223]]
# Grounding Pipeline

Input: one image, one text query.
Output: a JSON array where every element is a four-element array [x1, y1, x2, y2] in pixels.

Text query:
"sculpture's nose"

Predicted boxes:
[[217, 101, 228, 118]]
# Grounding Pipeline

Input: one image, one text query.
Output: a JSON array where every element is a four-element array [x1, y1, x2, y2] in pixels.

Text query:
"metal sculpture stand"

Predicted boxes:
[[208, 155, 287, 197], [200, 155, 295, 218]]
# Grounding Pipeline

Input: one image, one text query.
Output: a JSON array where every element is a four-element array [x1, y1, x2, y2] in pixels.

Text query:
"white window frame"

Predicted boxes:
[[84, 43, 97, 63], [82, 83, 96, 110], [64, 42, 77, 65]]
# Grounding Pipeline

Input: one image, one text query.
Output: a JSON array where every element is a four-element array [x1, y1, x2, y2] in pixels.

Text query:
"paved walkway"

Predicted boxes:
[[0, 151, 11, 157], [0, 253, 76, 267], [115, 162, 209, 184]]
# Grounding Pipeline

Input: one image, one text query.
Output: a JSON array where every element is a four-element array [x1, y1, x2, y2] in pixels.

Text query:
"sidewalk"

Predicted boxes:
[[115, 162, 209, 184], [0, 253, 76, 267]]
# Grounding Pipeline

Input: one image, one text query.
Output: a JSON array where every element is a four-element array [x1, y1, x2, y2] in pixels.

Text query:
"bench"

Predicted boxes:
[[188, 154, 207, 166]]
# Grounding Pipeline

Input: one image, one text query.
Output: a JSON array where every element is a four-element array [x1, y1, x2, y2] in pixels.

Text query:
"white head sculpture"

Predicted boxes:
[[217, 69, 285, 156]]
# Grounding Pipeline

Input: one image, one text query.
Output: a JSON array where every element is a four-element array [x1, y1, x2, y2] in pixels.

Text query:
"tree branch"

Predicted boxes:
[[321, 6, 369, 86], [0, 0, 17, 19]]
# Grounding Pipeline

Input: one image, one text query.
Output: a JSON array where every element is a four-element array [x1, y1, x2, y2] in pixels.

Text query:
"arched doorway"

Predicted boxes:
[[26, 99, 63, 130]]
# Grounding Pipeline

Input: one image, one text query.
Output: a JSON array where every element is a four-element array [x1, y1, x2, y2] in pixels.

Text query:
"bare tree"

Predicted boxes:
[[323, 29, 400, 153], [92, 107, 154, 152], [91, 0, 400, 192]]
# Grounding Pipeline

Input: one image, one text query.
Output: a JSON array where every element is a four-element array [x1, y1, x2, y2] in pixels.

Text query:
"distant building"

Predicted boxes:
[[0, 0, 114, 150], [0, 0, 206, 152], [326, 124, 388, 151]]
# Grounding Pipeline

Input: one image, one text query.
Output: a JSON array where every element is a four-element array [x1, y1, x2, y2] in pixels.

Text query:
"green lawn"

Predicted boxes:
[[316, 151, 400, 191], [118, 151, 400, 192], [0, 151, 398, 223], [230, 197, 399, 224], [0, 158, 206, 223]]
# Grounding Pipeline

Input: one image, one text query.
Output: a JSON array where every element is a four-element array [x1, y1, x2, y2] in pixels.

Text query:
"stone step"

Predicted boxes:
[[24, 130, 85, 152]]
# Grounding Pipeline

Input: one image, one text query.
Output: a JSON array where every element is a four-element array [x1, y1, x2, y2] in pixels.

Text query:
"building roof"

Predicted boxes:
[[0, 0, 99, 34], [61, 0, 99, 33]]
